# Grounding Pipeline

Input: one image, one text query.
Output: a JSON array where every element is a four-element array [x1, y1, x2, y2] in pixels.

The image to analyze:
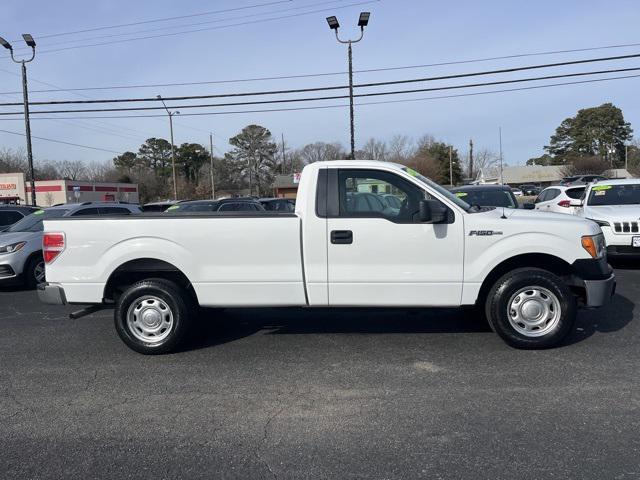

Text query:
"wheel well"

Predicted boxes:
[[103, 258, 195, 303], [477, 253, 573, 305]]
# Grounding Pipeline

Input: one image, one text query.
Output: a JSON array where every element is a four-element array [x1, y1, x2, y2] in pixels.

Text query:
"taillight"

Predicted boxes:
[[557, 200, 571, 208], [43, 232, 65, 264]]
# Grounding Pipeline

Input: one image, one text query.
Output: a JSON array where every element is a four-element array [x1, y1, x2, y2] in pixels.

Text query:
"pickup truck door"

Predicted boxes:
[[325, 168, 464, 307]]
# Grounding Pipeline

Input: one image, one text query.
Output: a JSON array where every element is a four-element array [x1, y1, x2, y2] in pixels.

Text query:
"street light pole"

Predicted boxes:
[[1, 34, 37, 206], [209, 133, 215, 200], [157, 95, 179, 200], [326, 12, 370, 160]]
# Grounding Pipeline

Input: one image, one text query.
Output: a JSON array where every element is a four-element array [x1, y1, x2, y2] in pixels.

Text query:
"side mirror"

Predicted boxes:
[[419, 199, 447, 223], [569, 198, 583, 207], [522, 203, 535, 210]]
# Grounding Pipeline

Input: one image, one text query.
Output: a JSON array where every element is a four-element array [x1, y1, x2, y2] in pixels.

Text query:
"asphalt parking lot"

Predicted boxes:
[[1, 264, 639, 480]]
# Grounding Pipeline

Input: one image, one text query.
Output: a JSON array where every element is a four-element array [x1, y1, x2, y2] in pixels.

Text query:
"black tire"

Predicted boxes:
[[114, 278, 193, 355], [24, 255, 45, 289], [485, 268, 576, 349]]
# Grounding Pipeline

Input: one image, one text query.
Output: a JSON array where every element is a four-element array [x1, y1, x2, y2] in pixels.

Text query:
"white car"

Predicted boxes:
[[572, 179, 640, 257], [38, 160, 614, 353], [511, 188, 523, 197], [534, 185, 586, 215]]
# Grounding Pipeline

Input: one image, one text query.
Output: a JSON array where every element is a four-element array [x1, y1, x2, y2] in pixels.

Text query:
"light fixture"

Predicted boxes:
[[358, 12, 370, 28], [0, 36, 12, 50], [326, 16, 340, 30], [22, 34, 36, 48]]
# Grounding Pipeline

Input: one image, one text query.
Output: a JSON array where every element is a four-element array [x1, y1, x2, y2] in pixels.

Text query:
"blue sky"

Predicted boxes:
[[1, 0, 639, 166]]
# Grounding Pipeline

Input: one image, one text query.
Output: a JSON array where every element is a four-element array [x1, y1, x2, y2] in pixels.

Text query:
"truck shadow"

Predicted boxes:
[[184, 292, 634, 351]]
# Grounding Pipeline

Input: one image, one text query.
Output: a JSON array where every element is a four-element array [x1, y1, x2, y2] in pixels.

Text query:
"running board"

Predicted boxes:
[[69, 304, 111, 320]]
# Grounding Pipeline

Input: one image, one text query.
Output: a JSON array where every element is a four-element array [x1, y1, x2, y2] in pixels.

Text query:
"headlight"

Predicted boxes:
[[0, 241, 26, 254], [587, 218, 610, 227], [581, 234, 606, 259]]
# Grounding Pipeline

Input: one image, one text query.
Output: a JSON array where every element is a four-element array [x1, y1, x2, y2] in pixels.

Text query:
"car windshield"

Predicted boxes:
[[453, 189, 517, 208], [6, 208, 69, 232], [401, 167, 471, 211], [587, 184, 640, 206]]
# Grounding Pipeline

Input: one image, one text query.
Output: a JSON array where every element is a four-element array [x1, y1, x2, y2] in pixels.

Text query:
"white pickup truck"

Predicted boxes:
[[38, 160, 615, 354]]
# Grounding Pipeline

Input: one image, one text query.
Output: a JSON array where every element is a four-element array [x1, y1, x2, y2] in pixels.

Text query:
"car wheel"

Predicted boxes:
[[25, 255, 45, 289], [485, 268, 576, 349], [114, 278, 193, 355]]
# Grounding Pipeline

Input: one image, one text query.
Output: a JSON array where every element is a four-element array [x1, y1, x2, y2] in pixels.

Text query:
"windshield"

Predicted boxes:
[[587, 184, 640, 206], [7, 208, 69, 233], [401, 167, 471, 211], [453, 189, 517, 208]]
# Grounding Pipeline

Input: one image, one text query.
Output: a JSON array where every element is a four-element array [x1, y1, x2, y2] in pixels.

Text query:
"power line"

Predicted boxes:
[[9, 0, 346, 53], [0, 128, 123, 153], [1, 73, 636, 121], [1, 52, 639, 107], [3, 41, 640, 95], [0, 0, 378, 58], [8, 0, 292, 42], [1, 66, 637, 116]]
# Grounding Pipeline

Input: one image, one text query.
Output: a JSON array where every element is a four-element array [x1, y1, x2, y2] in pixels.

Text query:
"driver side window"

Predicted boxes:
[[338, 169, 425, 223]]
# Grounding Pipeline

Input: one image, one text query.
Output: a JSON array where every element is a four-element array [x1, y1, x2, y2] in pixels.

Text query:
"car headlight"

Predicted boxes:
[[587, 218, 610, 227], [581, 234, 606, 259], [0, 241, 26, 255]]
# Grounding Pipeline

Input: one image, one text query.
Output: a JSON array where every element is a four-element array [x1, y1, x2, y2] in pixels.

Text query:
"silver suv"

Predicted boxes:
[[0, 202, 141, 288]]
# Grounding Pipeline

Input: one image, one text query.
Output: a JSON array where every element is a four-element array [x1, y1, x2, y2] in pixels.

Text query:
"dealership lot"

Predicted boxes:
[[1, 264, 639, 479]]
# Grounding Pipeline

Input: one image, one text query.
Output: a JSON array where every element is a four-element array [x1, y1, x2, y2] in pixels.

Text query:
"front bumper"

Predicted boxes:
[[37, 282, 67, 305], [570, 256, 616, 307], [583, 274, 616, 307]]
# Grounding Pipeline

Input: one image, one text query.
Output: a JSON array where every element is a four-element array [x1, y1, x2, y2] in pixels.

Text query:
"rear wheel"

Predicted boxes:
[[114, 279, 193, 354], [485, 268, 576, 349], [24, 255, 45, 289]]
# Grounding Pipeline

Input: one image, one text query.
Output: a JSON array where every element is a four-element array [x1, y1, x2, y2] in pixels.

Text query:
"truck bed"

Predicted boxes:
[[44, 213, 307, 307]]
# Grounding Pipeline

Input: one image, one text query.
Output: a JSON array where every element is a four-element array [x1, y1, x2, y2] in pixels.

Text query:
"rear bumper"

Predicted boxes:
[[37, 282, 67, 305]]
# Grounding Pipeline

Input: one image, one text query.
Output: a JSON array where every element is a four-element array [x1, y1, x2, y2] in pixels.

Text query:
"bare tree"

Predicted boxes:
[[56, 160, 87, 180], [360, 138, 387, 161], [560, 155, 610, 177], [461, 148, 499, 180], [387, 135, 414, 163], [299, 142, 345, 164]]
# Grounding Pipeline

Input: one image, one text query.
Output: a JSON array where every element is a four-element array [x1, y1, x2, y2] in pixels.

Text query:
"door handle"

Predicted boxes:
[[331, 230, 353, 244]]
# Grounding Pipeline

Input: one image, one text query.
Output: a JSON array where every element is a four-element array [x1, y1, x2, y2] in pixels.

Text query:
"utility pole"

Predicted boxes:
[[448, 146, 455, 186], [625, 144, 628, 172], [468, 138, 474, 180], [209, 133, 215, 200], [281, 133, 287, 173], [157, 95, 179, 200], [326, 12, 370, 160], [0, 34, 37, 205], [498, 127, 504, 185]]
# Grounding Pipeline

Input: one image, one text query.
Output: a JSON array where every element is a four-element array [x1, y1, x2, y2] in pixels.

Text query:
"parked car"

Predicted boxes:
[[533, 185, 586, 214], [0, 205, 40, 232], [571, 179, 640, 256], [259, 198, 296, 212], [142, 200, 183, 212], [39, 160, 614, 353], [450, 185, 519, 209], [165, 198, 265, 213], [519, 184, 541, 196], [0, 202, 141, 288], [560, 175, 607, 186], [511, 187, 523, 197]]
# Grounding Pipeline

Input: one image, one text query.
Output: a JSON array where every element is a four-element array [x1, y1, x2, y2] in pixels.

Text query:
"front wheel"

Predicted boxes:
[[25, 255, 45, 289], [485, 268, 576, 349], [114, 279, 193, 354]]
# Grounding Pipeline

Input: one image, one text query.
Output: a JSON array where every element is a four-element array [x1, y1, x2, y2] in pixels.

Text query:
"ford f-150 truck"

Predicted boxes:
[[38, 161, 615, 354]]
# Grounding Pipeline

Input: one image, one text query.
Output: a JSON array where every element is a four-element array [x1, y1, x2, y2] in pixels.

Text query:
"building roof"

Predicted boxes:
[[500, 165, 564, 184], [274, 174, 298, 188]]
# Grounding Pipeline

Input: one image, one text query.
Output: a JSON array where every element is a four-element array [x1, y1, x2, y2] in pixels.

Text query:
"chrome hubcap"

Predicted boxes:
[[34, 261, 45, 283], [126, 296, 174, 344], [507, 286, 561, 337]]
